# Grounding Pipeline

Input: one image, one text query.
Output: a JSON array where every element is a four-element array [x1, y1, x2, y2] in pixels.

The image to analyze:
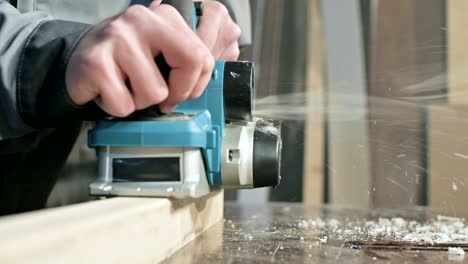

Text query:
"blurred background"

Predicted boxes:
[[48, 0, 468, 212]]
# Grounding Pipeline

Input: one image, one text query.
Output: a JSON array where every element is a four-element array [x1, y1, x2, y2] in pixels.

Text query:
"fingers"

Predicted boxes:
[[219, 42, 240, 61], [147, 4, 214, 112], [195, 1, 227, 52], [158, 48, 214, 112], [196, 1, 241, 60], [115, 41, 168, 110], [66, 43, 135, 117], [93, 55, 135, 117], [66, 2, 238, 117], [217, 18, 241, 60], [189, 55, 215, 99]]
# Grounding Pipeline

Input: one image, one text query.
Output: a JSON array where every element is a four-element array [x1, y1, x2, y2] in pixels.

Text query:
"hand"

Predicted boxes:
[[66, 2, 215, 116], [196, 0, 241, 60]]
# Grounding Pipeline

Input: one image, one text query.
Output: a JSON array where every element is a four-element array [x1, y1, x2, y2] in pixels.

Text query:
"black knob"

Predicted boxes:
[[252, 119, 282, 188]]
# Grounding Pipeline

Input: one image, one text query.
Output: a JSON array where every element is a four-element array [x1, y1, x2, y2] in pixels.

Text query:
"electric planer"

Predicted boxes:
[[87, 0, 282, 198]]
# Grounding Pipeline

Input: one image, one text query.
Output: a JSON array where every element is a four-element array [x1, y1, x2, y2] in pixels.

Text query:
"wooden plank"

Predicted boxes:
[[427, 1, 468, 212], [303, 0, 325, 205], [448, 1, 468, 106], [252, 0, 308, 202], [428, 105, 468, 211], [367, 0, 445, 207], [0, 191, 223, 263], [321, 0, 370, 206]]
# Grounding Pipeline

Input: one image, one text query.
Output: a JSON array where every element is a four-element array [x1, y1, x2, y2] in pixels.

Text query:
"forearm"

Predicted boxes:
[[0, 2, 95, 140], [17, 20, 96, 128], [0, 0, 251, 140], [0, 2, 49, 139]]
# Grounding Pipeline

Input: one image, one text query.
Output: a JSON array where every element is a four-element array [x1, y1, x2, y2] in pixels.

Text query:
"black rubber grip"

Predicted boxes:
[[252, 119, 282, 188]]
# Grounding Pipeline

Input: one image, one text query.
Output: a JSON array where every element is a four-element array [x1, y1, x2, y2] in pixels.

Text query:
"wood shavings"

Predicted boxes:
[[448, 247, 465, 255], [448, 247, 465, 261], [296, 214, 468, 249]]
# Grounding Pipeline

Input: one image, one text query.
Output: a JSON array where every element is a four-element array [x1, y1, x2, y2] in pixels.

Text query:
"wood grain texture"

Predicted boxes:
[[448, 1, 468, 106], [367, 0, 445, 207], [428, 105, 468, 211], [322, 0, 370, 206], [0, 191, 223, 263], [168, 202, 468, 263], [303, 0, 325, 205], [426, 1, 468, 213]]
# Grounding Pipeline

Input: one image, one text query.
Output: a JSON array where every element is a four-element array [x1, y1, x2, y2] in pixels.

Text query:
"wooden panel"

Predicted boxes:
[[448, 1, 468, 105], [0, 191, 223, 263], [428, 105, 468, 211], [368, 0, 445, 207], [427, 0, 468, 213], [322, 0, 370, 206], [253, 0, 308, 202], [303, 0, 325, 205]]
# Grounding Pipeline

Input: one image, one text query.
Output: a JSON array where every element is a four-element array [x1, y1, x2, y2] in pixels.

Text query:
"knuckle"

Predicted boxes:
[[234, 45, 240, 56], [104, 20, 126, 41], [104, 24, 138, 56], [232, 24, 242, 40], [209, 1, 229, 17], [231, 47, 240, 60], [203, 56, 215, 74], [158, 4, 180, 18], [230, 49, 240, 60], [81, 49, 107, 75], [223, 46, 240, 61], [223, 21, 241, 43], [123, 5, 149, 21], [184, 47, 207, 67]]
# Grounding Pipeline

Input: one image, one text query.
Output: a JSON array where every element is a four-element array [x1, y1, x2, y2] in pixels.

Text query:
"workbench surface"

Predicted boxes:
[[165, 202, 468, 263]]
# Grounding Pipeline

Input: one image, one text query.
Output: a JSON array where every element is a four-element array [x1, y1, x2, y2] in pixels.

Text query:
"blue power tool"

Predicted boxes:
[[88, 0, 282, 198]]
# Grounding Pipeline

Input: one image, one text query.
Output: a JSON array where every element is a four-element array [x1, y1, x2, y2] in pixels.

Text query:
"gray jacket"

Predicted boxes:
[[0, 0, 251, 141]]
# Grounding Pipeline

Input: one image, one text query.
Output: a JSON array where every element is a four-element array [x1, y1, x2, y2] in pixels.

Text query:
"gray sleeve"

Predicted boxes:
[[0, 2, 97, 140], [217, 0, 252, 47], [0, 0, 250, 141], [0, 2, 51, 139]]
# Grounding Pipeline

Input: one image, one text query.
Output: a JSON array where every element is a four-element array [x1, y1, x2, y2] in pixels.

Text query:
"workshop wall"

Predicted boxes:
[[365, 0, 446, 208], [46, 0, 468, 213], [427, 0, 468, 212]]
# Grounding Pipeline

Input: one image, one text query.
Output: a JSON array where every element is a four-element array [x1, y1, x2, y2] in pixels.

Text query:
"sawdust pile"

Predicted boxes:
[[297, 215, 468, 245]]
